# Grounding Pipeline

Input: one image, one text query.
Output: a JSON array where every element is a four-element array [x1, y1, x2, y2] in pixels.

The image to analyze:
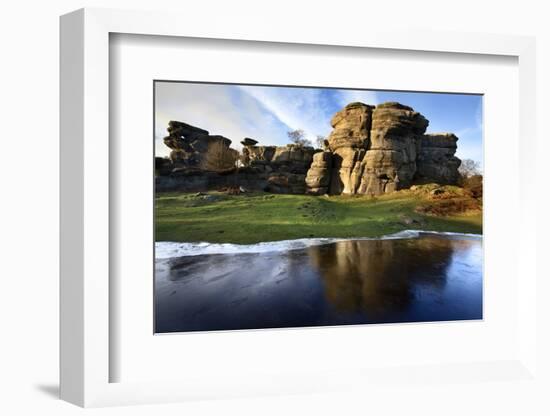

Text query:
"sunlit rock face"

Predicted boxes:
[[325, 102, 373, 195], [358, 102, 429, 194], [305, 101, 460, 195], [305, 151, 333, 195], [157, 102, 462, 195]]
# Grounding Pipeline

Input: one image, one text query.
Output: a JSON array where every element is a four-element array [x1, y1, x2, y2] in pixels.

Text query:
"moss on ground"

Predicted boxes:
[[155, 187, 482, 244]]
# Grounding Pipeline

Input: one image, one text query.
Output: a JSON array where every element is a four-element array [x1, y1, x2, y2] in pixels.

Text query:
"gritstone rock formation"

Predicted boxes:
[[162, 120, 233, 169], [240, 142, 315, 194], [156, 101, 462, 195], [305, 102, 461, 195], [156, 120, 315, 194], [416, 133, 461, 185]]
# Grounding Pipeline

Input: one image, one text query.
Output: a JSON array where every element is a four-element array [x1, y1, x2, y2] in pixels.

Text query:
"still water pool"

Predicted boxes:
[[155, 232, 482, 333]]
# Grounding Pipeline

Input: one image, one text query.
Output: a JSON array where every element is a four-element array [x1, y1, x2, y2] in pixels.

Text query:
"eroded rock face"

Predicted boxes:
[[322, 103, 373, 194], [158, 103, 462, 196], [329, 147, 366, 194], [158, 121, 316, 194], [163, 120, 232, 169], [305, 151, 333, 195], [242, 143, 315, 176], [327, 102, 374, 151], [305, 101, 460, 196], [416, 133, 461, 184], [358, 102, 429, 194]]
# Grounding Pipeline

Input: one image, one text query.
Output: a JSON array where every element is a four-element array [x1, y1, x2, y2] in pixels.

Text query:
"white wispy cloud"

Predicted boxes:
[[237, 85, 334, 142], [154, 83, 289, 156]]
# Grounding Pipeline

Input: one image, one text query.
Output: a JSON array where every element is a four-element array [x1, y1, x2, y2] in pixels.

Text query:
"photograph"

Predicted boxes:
[[154, 81, 483, 333]]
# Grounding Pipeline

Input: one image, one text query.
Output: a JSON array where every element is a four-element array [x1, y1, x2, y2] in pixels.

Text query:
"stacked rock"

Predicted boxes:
[[305, 101, 460, 196], [357, 102, 429, 194], [162, 120, 232, 169], [305, 151, 333, 195], [325, 102, 374, 194], [416, 133, 461, 184]]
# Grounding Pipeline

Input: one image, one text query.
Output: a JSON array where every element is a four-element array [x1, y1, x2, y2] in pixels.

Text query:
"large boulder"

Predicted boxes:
[[248, 146, 276, 162], [271, 144, 315, 174], [241, 137, 258, 147], [329, 147, 366, 194], [162, 120, 232, 169], [326, 102, 374, 151], [415, 133, 461, 184], [305, 101, 462, 196], [357, 102, 428, 195], [239, 140, 315, 193], [310, 102, 375, 195], [305, 151, 333, 194]]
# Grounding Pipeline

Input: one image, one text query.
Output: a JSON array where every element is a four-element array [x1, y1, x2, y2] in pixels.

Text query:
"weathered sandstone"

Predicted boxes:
[[415, 133, 461, 184], [306, 101, 460, 195], [157, 101, 463, 196]]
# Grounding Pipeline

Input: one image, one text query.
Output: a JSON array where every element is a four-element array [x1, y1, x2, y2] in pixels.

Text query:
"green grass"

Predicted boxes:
[[155, 190, 482, 244]]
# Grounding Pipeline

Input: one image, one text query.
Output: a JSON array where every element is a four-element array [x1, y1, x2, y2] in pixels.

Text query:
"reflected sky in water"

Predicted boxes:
[[155, 234, 482, 333]]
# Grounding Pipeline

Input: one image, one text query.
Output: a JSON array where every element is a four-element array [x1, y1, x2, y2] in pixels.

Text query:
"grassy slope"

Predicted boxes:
[[156, 190, 482, 244]]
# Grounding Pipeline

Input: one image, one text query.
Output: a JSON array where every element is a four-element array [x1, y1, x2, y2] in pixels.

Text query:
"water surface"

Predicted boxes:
[[155, 232, 482, 333]]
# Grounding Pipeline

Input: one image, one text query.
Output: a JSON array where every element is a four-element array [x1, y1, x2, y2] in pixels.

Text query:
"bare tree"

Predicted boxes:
[[315, 135, 326, 149], [287, 129, 312, 147], [200, 141, 239, 172], [458, 159, 481, 178]]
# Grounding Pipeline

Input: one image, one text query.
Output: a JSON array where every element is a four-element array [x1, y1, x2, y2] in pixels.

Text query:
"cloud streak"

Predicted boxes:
[[237, 85, 335, 142]]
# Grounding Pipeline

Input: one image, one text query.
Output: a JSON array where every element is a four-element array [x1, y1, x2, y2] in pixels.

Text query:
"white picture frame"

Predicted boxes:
[[60, 7, 538, 408]]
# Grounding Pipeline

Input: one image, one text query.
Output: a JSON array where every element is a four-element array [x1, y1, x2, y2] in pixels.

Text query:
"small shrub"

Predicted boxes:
[[462, 175, 483, 199]]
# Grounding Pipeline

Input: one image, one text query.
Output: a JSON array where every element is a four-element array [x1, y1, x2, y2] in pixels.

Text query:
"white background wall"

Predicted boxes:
[[0, 1, 548, 415]]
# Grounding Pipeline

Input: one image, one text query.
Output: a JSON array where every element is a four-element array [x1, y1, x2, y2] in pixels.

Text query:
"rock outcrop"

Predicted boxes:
[[325, 102, 373, 194], [240, 142, 315, 193], [157, 102, 463, 195], [306, 102, 460, 195], [157, 121, 316, 194], [163, 120, 232, 169], [415, 133, 461, 184], [357, 102, 428, 194], [305, 151, 333, 195]]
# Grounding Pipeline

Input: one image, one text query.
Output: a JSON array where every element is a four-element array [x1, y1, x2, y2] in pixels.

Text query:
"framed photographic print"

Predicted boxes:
[[153, 81, 484, 334], [60, 8, 540, 408]]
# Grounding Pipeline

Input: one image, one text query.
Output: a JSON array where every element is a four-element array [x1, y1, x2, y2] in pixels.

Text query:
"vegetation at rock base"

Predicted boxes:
[[156, 185, 482, 244]]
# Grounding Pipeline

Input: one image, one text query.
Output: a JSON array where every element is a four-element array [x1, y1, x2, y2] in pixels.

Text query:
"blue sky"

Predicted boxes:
[[155, 82, 483, 165]]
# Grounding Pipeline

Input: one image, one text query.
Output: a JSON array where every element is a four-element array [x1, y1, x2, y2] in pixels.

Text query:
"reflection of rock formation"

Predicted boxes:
[[308, 237, 458, 316], [306, 102, 461, 195]]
